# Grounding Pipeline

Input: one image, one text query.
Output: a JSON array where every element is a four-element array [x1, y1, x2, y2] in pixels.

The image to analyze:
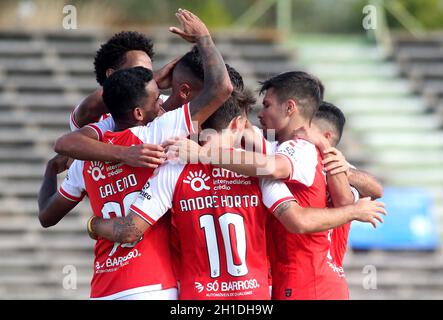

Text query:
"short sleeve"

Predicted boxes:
[[69, 106, 81, 131], [86, 117, 115, 141], [130, 104, 195, 145], [59, 160, 86, 202], [130, 162, 184, 225], [276, 139, 318, 186], [259, 178, 295, 213], [350, 186, 360, 203]]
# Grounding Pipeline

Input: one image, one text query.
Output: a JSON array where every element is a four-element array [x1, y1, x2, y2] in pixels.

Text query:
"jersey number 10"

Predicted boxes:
[[200, 213, 248, 278]]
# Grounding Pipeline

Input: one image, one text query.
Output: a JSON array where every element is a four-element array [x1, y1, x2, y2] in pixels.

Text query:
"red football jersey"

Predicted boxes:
[[60, 105, 194, 299], [130, 162, 294, 300], [267, 139, 349, 300]]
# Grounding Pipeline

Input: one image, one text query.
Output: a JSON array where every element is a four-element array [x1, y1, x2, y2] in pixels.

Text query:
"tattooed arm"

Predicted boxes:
[[90, 212, 150, 243], [169, 9, 233, 124], [273, 198, 387, 234]]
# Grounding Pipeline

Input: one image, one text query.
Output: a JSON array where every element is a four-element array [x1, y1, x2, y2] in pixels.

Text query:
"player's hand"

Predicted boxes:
[[120, 144, 166, 168], [169, 8, 210, 43], [292, 126, 330, 152], [154, 56, 181, 90], [163, 137, 203, 164], [322, 148, 350, 176], [47, 154, 70, 174], [351, 197, 387, 228]]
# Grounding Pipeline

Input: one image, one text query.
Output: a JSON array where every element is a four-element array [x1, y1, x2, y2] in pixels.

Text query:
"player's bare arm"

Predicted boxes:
[[167, 137, 291, 179], [89, 212, 150, 243], [273, 197, 387, 234], [72, 89, 108, 129], [348, 168, 384, 199], [38, 155, 79, 228], [54, 126, 166, 168], [321, 147, 384, 200], [169, 8, 233, 124]]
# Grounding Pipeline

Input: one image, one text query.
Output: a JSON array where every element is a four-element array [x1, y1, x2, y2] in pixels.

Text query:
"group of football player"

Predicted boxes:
[[38, 9, 385, 300]]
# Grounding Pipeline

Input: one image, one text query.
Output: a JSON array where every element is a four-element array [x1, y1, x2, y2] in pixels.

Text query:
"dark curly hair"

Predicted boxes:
[[102, 66, 153, 121], [94, 31, 154, 86], [178, 45, 244, 90]]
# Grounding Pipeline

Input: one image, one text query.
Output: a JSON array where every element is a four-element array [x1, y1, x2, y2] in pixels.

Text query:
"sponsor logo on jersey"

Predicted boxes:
[[183, 171, 211, 192], [95, 248, 142, 274], [87, 161, 106, 181], [194, 279, 260, 297]]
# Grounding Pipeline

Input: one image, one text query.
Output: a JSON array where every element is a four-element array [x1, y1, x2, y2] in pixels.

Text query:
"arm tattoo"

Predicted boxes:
[[112, 215, 143, 243], [275, 202, 291, 218]]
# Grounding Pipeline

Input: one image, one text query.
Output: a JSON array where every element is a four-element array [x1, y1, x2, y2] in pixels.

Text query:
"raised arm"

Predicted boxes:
[[169, 9, 233, 124]]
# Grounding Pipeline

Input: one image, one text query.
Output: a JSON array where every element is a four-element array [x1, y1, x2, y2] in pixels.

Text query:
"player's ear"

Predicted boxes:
[[133, 107, 144, 121], [324, 131, 333, 141], [179, 83, 191, 100], [105, 68, 115, 78], [286, 99, 297, 116], [230, 116, 246, 131]]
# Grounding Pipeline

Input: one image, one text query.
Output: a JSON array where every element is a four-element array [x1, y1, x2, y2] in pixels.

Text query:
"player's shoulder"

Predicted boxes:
[[277, 138, 317, 157]]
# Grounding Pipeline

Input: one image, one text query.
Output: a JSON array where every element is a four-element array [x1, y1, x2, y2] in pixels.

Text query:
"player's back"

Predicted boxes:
[[171, 164, 270, 300], [83, 128, 176, 299]]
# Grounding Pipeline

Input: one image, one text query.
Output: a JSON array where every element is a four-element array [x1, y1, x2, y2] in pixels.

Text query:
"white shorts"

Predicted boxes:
[[116, 288, 178, 300], [91, 285, 178, 300]]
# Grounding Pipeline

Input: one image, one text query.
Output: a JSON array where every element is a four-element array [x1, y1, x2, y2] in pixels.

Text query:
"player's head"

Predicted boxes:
[[94, 31, 154, 86], [102, 67, 162, 127], [312, 101, 346, 147], [171, 46, 244, 104], [257, 71, 323, 134], [199, 88, 255, 147]]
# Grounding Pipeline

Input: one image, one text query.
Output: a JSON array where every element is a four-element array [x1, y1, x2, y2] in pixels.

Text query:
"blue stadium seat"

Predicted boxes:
[[349, 187, 439, 250]]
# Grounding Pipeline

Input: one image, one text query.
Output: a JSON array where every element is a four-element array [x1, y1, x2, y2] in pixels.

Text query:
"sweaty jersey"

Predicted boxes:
[[130, 162, 295, 300], [59, 105, 194, 299], [266, 138, 348, 300]]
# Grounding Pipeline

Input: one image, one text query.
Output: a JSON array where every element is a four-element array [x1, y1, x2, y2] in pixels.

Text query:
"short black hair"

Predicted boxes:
[[315, 101, 346, 144], [202, 89, 256, 132], [259, 71, 323, 121], [94, 31, 154, 86], [102, 66, 153, 121], [177, 46, 244, 90]]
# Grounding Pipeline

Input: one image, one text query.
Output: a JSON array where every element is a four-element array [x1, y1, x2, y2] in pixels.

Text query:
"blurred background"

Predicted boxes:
[[0, 0, 442, 299]]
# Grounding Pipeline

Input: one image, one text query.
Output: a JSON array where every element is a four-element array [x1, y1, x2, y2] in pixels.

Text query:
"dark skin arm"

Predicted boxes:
[[71, 89, 108, 129], [55, 9, 232, 167], [38, 155, 79, 228], [54, 126, 165, 168]]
